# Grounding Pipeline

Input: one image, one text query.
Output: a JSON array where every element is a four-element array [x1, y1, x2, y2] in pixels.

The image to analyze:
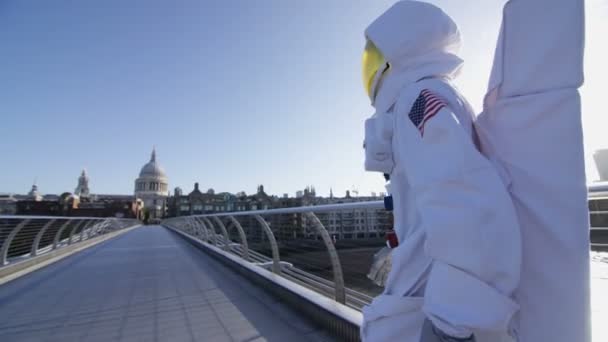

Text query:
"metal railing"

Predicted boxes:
[[164, 200, 608, 308], [0, 216, 140, 267], [163, 201, 385, 308]]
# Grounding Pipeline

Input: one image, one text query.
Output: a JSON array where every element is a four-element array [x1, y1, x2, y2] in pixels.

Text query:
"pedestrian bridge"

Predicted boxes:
[[0, 202, 606, 341], [0, 226, 337, 341]]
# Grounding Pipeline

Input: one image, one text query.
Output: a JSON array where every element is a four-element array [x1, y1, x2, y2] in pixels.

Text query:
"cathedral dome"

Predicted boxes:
[[134, 147, 169, 219], [139, 148, 167, 179]]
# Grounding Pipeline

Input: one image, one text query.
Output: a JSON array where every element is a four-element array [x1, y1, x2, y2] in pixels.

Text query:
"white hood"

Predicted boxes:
[[365, 1, 464, 112]]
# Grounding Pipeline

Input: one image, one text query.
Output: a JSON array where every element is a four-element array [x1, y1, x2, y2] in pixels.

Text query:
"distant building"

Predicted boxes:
[[0, 194, 17, 215], [74, 169, 90, 197], [74, 194, 142, 218], [168, 183, 230, 217], [13, 173, 142, 218], [27, 182, 42, 201], [167, 183, 272, 217], [166, 184, 389, 241], [134, 148, 168, 219], [16, 192, 142, 218], [42, 194, 60, 201], [265, 187, 316, 241], [16, 199, 63, 216], [314, 191, 389, 240]]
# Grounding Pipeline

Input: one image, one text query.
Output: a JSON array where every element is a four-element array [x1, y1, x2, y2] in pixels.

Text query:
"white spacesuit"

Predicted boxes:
[[476, 1, 591, 341], [361, 2, 521, 341]]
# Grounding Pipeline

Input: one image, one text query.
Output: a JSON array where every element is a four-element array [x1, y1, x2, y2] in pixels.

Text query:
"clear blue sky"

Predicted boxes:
[[1, 0, 606, 197]]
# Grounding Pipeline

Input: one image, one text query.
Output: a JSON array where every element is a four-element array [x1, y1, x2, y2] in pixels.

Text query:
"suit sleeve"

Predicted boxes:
[[393, 92, 521, 337]]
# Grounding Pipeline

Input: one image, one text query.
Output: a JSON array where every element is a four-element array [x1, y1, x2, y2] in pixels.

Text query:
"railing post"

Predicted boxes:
[[97, 219, 110, 236], [68, 220, 89, 245], [75, 220, 92, 243], [53, 220, 74, 249], [211, 217, 231, 252], [304, 212, 346, 304], [175, 218, 184, 232], [86, 219, 107, 239], [183, 218, 192, 234], [31, 219, 56, 257], [180, 218, 188, 233], [1, 219, 31, 265], [85, 220, 100, 239], [188, 217, 199, 236], [201, 217, 217, 245], [227, 216, 250, 261], [182, 218, 191, 234], [105, 219, 117, 233], [253, 215, 281, 274], [80, 220, 97, 242], [98, 219, 111, 235], [194, 217, 209, 242], [99, 219, 113, 235]]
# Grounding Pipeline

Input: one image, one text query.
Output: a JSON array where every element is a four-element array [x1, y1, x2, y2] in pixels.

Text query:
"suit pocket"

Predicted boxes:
[[361, 295, 425, 342], [364, 113, 395, 174]]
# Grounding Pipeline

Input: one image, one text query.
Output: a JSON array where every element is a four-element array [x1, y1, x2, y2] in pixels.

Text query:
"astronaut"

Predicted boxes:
[[361, 1, 521, 341]]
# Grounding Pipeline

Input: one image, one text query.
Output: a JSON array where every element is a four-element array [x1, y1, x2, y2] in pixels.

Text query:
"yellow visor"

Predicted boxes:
[[362, 40, 386, 98]]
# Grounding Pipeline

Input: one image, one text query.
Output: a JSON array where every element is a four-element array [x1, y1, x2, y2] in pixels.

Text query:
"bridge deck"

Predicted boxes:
[[0, 226, 332, 342]]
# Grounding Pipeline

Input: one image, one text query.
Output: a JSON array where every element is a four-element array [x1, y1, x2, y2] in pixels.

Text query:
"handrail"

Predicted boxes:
[[31, 219, 56, 257], [198, 201, 385, 217], [226, 216, 250, 261], [68, 220, 89, 245], [0, 216, 140, 269], [303, 212, 346, 303], [162, 201, 386, 305], [253, 215, 281, 274], [201, 217, 218, 245], [211, 217, 231, 252], [1, 220, 30, 265], [53, 220, 76, 249], [194, 217, 210, 242]]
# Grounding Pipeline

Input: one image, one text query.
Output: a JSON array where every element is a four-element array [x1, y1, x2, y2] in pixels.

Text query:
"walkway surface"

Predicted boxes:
[[0, 226, 333, 342]]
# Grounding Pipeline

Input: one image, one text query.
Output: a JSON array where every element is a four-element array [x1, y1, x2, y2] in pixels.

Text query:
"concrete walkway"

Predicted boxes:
[[0, 226, 333, 342]]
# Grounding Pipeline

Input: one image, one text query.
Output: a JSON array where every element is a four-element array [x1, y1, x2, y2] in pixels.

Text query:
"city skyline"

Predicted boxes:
[[1, 147, 362, 198], [1, 0, 606, 196]]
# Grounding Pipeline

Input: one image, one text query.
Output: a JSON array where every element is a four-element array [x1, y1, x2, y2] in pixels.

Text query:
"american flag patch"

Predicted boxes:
[[408, 89, 446, 136]]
